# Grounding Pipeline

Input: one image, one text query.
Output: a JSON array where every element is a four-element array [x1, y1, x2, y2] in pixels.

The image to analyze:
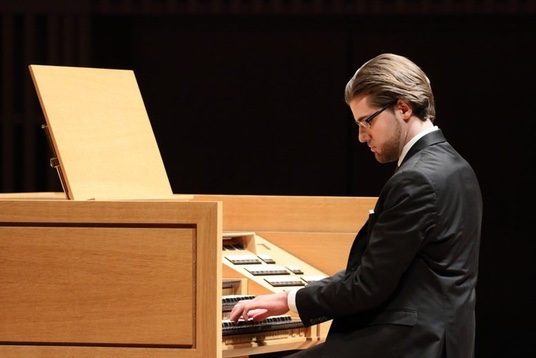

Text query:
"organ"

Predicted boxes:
[[206, 195, 376, 357], [0, 193, 375, 358], [0, 65, 377, 357]]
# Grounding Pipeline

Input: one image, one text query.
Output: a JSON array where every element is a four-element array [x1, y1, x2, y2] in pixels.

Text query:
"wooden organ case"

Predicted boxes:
[[0, 196, 221, 358], [0, 65, 377, 357]]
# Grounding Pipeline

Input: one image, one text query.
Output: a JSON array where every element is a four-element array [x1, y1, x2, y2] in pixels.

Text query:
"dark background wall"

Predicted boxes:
[[1, 1, 535, 356]]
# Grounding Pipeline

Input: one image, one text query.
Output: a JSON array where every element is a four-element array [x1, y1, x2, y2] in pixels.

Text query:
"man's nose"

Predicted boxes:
[[357, 127, 369, 143]]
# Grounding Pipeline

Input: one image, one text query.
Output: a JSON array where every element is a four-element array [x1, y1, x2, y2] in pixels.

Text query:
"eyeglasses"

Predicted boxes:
[[355, 101, 396, 129]]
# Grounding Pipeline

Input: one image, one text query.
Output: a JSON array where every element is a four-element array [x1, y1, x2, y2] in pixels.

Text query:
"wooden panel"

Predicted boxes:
[[0, 346, 218, 358], [0, 199, 222, 358], [255, 231, 355, 276], [192, 194, 376, 233], [0, 226, 193, 345], [29, 65, 173, 200]]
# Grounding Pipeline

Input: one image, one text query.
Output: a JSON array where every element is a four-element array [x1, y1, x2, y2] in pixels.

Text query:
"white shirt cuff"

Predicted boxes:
[[287, 288, 300, 313]]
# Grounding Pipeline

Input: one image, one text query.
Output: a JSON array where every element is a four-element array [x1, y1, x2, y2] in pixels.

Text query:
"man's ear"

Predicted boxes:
[[397, 100, 413, 122]]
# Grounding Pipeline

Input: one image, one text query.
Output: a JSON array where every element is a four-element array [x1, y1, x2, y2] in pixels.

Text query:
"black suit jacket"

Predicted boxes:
[[295, 130, 483, 358]]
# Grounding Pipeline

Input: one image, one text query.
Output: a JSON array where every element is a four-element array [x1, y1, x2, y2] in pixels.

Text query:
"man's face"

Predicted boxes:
[[349, 95, 404, 164]]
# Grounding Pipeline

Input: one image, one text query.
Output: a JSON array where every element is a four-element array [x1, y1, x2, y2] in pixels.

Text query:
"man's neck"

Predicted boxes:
[[398, 119, 437, 167], [406, 117, 434, 143]]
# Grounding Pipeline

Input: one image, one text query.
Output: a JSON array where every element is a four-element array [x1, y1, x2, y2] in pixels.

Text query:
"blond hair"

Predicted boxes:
[[345, 53, 436, 122]]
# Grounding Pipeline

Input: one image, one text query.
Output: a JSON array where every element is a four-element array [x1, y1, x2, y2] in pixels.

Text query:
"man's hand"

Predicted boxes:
[[229, 291, 290, 323]]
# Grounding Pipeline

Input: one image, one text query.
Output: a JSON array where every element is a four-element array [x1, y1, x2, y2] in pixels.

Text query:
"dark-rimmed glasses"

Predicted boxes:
[[356, 101, 396, 129]]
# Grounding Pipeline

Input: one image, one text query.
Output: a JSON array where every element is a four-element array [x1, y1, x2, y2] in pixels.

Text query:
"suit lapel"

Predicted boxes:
[[399, 129, 446, 169]]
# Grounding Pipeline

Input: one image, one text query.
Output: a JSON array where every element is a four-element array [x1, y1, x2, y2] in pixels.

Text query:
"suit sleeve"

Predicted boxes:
[[296, 169, 437, 326]]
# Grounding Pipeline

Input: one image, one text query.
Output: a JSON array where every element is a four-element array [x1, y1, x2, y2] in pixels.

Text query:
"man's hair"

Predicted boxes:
[[344, 53, 436, 122]]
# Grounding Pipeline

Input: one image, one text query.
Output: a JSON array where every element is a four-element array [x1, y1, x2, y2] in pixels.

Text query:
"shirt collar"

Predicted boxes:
[[398, 126, 439, 167]]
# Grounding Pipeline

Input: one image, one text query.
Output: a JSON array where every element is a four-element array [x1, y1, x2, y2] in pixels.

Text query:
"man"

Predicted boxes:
[[230, 53, 483, 358]]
